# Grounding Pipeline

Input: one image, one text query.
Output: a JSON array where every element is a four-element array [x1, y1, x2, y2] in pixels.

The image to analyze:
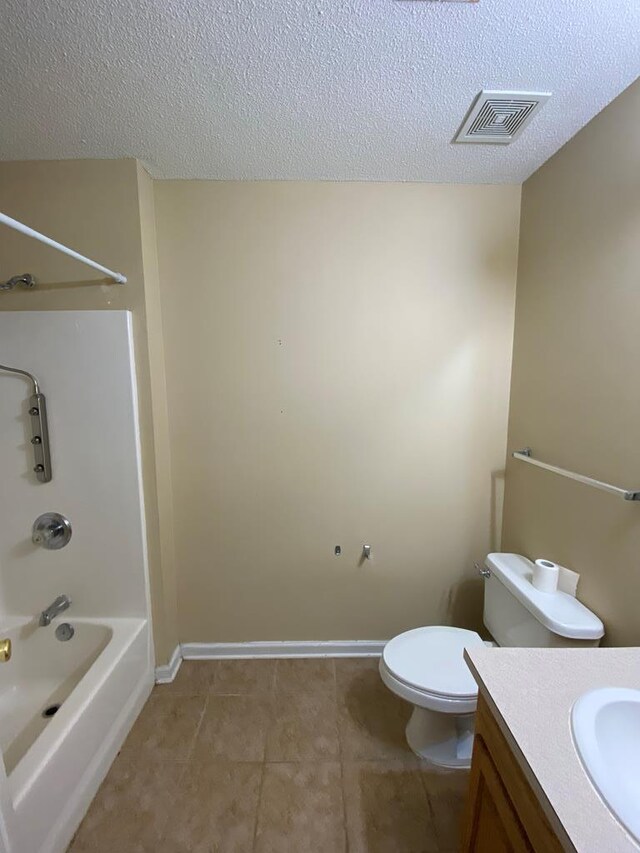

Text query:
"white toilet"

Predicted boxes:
[[379, 553, 604, 769]]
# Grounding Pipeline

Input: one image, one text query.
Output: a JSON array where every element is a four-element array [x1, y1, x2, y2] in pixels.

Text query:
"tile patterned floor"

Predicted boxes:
[[68, 658, 469, 852]]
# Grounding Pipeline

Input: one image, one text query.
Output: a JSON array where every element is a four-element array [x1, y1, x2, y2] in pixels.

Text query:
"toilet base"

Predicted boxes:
[[405, 705, 475, 769]]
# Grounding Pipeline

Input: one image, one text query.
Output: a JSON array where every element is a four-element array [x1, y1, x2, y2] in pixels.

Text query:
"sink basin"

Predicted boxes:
[[571, 687, 640, 843]]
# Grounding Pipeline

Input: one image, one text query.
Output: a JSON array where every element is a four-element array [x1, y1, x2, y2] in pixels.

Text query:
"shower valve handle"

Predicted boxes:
[[32, 513, 72, 550]]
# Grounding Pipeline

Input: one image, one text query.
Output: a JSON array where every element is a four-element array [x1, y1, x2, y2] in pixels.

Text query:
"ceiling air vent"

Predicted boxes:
[[454, 90, 551, 145]]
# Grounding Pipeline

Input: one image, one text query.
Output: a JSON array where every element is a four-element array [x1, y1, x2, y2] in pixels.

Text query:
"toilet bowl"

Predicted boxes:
[[379, 626, 484, 768], [380, 553, 605, 769]]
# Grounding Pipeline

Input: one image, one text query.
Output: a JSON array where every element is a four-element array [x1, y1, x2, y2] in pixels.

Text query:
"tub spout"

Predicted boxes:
[[39, 594, 71, 627]]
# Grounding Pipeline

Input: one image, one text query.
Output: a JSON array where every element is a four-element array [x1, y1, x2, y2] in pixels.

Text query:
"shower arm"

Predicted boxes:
[[0, 363, 51, 482], [0, 274, 36, 292], [0, 363, 40, 395]]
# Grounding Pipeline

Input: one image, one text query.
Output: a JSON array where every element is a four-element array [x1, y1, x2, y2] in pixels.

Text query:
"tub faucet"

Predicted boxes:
[[39, 594, 71, 627]]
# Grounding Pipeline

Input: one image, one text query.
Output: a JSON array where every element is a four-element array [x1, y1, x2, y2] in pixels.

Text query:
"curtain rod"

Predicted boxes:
[[0, 212, 127, 284]]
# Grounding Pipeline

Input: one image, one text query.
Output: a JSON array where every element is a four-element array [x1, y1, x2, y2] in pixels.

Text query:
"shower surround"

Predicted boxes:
[[0, 311, 153, 853]]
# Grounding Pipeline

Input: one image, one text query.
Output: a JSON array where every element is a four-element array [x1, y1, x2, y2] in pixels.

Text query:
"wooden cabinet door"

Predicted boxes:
[[461, 736, 532, 853]]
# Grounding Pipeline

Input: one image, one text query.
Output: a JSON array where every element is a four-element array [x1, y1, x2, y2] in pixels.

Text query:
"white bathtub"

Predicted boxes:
[[0, 616, 153, 853]]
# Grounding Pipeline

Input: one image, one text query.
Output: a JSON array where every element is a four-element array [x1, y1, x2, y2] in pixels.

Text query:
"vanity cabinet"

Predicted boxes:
[[461, 695, 565, 853]]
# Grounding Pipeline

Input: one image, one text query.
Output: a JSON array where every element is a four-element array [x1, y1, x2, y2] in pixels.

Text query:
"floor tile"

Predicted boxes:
[[159, 761, 262, 853], [255, 762, 346, 853], [335, 657, 380, 692], [192, 694, 273, 761], [212, 659, 276, 695], [337, 663, 413, 760], [119, 694, 206, 761], [343, 760, 439, 853], [72, 661, 460, 853], [275, 658, 336, 698], [420, 767, 469, 851], [155, 661, 218, 696], [69, 756, 183, 853], [266, 693, 340, 761]]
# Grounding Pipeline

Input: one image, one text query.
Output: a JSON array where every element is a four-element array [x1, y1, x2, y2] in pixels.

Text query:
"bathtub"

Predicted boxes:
[[0, 616, 153, 853]]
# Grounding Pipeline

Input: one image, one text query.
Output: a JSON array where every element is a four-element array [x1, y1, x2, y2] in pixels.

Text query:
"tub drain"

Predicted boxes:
[[42, 704, 60, 718]]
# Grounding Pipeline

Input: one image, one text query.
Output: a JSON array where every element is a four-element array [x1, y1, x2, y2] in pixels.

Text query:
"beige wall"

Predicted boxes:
[[502, 79, 640, 646], [154, 181, 521, 641], [0, 159, 178, 662], [136, 164, 180, 660]]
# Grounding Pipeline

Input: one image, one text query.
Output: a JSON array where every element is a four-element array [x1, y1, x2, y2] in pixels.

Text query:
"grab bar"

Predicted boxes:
[[512, 448, 640, 502]]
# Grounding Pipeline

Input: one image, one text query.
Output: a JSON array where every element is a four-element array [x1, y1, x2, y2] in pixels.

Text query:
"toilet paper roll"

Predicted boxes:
[[532, 559, 560, 594]]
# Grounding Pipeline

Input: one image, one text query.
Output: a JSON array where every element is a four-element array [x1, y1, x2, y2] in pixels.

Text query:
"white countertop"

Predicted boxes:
[[464, 646, 640, 853]]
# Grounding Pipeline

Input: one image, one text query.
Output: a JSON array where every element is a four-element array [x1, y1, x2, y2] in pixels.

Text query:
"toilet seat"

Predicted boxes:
[[381, 626, 483, 706]]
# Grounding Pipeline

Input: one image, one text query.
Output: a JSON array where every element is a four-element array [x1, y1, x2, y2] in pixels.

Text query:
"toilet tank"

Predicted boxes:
[[482, 553, 604, 648]]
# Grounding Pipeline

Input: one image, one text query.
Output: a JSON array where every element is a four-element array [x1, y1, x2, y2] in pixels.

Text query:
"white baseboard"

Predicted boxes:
[[181, 640, 386, 659], [154, 644, 182, 683]]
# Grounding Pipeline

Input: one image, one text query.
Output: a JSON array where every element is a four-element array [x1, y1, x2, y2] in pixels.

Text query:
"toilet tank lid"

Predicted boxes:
[[485, 553, 604, 640]]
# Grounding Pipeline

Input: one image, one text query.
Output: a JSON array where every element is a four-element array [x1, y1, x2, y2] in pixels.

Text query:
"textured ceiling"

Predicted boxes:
[[0, 0, 638, 182]]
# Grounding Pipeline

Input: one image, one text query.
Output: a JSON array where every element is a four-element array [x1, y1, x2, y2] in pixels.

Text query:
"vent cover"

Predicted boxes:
[[454, 90, 551, 145]]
